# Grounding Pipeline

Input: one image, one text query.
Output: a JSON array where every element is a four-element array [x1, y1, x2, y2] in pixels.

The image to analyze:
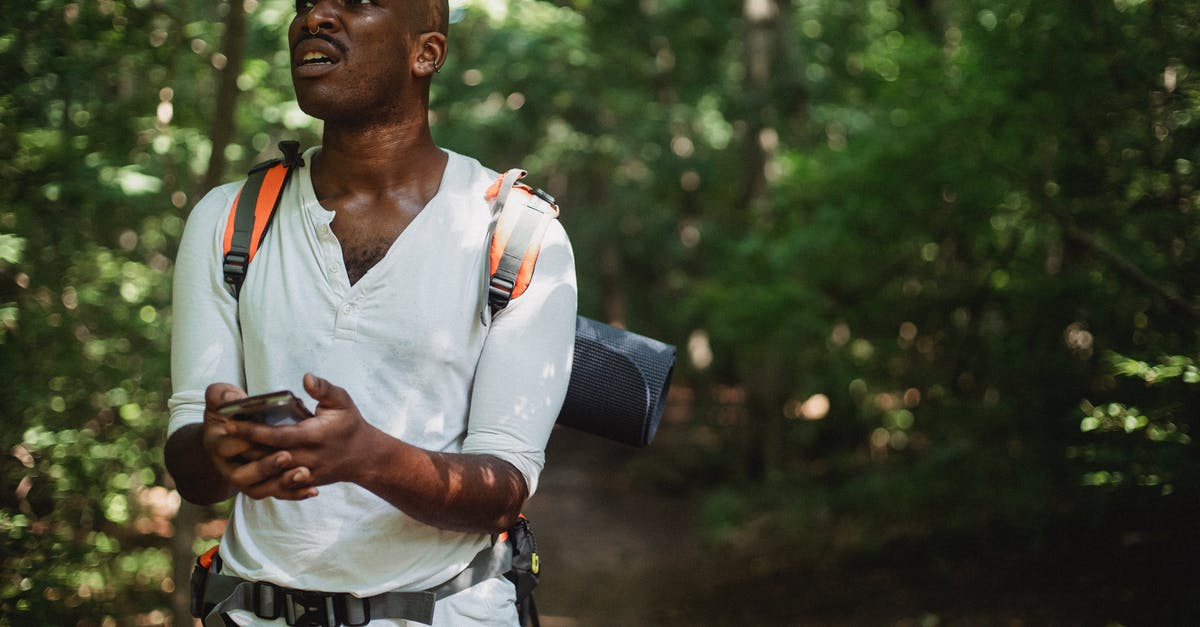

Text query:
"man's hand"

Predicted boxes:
[[229, 373, 528, 532], [225, 374, 379, 494], [203, 383, 317, 501]]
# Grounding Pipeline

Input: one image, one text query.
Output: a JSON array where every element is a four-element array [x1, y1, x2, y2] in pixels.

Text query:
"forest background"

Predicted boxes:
[[2, 0, 1199, 625]]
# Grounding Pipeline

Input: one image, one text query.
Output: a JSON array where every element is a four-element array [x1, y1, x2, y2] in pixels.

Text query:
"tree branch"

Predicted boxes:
[[1061, 223, 1200, 323]]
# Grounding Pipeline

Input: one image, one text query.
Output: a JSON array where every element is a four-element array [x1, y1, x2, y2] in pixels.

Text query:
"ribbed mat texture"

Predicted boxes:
[[557, 316, 677, 447]]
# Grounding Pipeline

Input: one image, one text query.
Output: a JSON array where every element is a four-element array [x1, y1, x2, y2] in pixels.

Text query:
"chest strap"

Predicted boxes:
[[195, 539, 511, 627]]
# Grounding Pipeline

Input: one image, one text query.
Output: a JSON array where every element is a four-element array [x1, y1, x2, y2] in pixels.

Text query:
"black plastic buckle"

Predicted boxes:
[[278, 140, 305, 169], [532, 187, 556, 206], [337, 595, 371, 626], [253, 581, 281, 620], [488, 275, 515, 310], [223, 251, 249, 279], [284, 590, 337, 627]]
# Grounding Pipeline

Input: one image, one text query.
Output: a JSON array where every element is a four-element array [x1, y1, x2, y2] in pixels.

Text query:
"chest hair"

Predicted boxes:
[[327, 197, 424, 285], [340, 236, 396, 285]]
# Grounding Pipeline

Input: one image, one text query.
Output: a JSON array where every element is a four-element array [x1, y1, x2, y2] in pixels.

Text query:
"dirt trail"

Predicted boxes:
[[521, 427, 1200, 627], [523, 428, 710, 627], [521, 430, 1043, 627]]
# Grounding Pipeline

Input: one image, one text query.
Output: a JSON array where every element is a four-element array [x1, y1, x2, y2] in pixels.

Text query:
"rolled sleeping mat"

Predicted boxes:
[[556, 316, 677, 447]]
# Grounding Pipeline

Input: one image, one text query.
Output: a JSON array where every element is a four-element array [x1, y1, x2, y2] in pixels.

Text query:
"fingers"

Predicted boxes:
[[227, 451, 319, 500], [205, 382, 247, 411], [244, 466, 319, 501], [282, 466, 313, 489], [304, 373, 353, 410], [228, 419, 303, 449], [198, 382, 323, 501], [225, 449, 288, 487]]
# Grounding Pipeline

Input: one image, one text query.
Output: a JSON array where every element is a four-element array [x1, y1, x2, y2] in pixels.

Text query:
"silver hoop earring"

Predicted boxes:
[[308, 25, 320, 35]]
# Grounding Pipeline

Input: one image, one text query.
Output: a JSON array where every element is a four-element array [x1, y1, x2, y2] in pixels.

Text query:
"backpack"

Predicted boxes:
[[222, 141, 676, 447]]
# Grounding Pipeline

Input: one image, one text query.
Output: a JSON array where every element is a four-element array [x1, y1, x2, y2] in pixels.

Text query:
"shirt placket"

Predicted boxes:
[[313, 214, 360, 340]]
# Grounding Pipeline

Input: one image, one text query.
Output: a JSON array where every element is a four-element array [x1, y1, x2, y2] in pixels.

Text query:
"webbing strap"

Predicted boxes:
[[222, 141, 303, 297], [428, 536, 513, 600], [222, 163, 287, 296], [197, 539, 510, 627], [203, 580, 255, 627], [480, 169, 559, 325], [200, 571, 435, 626]]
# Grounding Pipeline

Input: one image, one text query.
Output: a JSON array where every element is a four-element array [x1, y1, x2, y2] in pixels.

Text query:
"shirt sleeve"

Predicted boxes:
[[166, 183, 247, 437], [461, 220, 577, 498]]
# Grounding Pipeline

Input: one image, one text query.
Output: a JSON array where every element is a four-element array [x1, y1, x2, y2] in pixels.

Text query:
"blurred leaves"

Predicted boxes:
[[3, 0, 1200, 623]]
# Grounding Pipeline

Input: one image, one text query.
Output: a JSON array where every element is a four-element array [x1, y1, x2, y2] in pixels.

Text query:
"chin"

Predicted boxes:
[[295, 95, 363, 126]]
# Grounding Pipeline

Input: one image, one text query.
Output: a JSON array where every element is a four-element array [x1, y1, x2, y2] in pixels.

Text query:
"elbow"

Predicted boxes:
[[489, 463, 530, 532], [164, 425, 234, 506], [165, 457, 231, 507], [493, 507, 524, 533]]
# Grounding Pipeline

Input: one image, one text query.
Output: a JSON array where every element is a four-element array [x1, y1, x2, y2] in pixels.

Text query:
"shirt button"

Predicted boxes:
[[328, 262, 340, 274], [342, 303, 354, 314]]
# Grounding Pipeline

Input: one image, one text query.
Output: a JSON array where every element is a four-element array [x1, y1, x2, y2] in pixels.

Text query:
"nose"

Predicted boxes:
[[301, 0, 341, 35]]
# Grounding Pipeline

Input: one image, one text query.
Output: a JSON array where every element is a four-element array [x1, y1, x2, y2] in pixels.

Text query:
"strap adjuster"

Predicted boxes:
[[222, 251, 250, 291], [223, 251, 249, 273], [253, 581, 281, 620], [532, 187, 556, 206], [489, 275, 516, 310], [337, 595, 371, 626], [284, 589, 337, 627]]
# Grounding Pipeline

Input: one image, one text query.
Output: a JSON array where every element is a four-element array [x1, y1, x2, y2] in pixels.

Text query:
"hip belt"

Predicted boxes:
[[192, 538, 513, 627]]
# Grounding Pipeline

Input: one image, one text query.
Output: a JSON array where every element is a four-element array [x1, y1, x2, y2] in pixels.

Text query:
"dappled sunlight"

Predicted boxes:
[[687, 329, 713, 370], [5, 0, 1200, 623]]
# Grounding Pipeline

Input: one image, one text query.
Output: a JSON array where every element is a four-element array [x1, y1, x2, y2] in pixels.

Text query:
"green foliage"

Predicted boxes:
[[1075, 352, 1198, 494], [641, 2, 1200, 614], [0, 1, 307, 623], [3, 0, 1200, 622]]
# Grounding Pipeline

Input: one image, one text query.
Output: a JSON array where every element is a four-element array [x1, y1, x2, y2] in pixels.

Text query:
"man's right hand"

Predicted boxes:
[[165, 384, 318, 505], [202, 383, 318, 501]]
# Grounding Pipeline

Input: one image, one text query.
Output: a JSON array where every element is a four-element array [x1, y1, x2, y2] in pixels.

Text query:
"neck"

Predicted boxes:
[[312, 105, 446, 197]]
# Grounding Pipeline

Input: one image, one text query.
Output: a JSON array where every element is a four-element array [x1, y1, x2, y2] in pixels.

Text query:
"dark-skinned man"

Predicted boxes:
[[164, 0, 577, 624]]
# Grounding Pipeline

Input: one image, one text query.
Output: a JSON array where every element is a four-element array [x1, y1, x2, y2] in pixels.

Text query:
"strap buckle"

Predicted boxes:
[[531, 187, 556, 207], [253, 581, 281, 620], [222, 250, 250, 289], [488, 274, 516, 310], [337, 595, 371, 626], [284, 589, 337, 627]]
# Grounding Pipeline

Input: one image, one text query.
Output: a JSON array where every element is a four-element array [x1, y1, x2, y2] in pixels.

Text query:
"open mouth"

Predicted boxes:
[[300, 51, 335, 66]]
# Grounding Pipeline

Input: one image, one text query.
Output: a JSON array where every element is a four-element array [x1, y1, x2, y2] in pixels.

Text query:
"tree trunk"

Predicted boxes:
[[170, 502, 201, 627], [739, 0, 788, 480], [174, 3, 247, 625], [201, 0, 247, 194], [739, 0, 776, 217]]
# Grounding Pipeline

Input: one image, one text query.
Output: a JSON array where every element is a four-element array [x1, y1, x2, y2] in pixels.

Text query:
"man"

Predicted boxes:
[[164, 0, 577, 624]]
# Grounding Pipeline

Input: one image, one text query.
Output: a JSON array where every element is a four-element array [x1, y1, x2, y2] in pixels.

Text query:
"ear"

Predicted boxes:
[[413, 32, 448, 78]]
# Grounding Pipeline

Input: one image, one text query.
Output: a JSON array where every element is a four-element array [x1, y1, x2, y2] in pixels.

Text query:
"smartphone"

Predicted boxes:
[[216, 390, 313, 426]]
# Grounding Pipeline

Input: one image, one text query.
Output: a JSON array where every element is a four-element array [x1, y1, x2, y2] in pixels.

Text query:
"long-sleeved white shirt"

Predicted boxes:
[[168, 148, 576, 609]]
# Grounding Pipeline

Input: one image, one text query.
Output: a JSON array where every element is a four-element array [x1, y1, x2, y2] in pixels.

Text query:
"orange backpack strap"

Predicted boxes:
[[480, 168, 560, 325], [221, 141, 304, 297]]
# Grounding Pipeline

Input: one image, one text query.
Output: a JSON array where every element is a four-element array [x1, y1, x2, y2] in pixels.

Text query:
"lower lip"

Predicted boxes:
[[294, 61, 339, 78]]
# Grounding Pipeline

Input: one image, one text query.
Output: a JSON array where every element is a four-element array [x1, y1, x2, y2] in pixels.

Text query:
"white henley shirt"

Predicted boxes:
[[167, 148, 576, 624]]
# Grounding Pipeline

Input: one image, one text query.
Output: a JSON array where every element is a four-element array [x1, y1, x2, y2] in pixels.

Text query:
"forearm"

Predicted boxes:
[[165, 423, 236, 505], [357, 429, 528, 533]]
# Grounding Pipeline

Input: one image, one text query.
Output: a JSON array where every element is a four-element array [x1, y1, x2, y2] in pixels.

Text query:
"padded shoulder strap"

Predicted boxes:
[[481, 169, 560, 325], [221, 141, 303, 298]]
